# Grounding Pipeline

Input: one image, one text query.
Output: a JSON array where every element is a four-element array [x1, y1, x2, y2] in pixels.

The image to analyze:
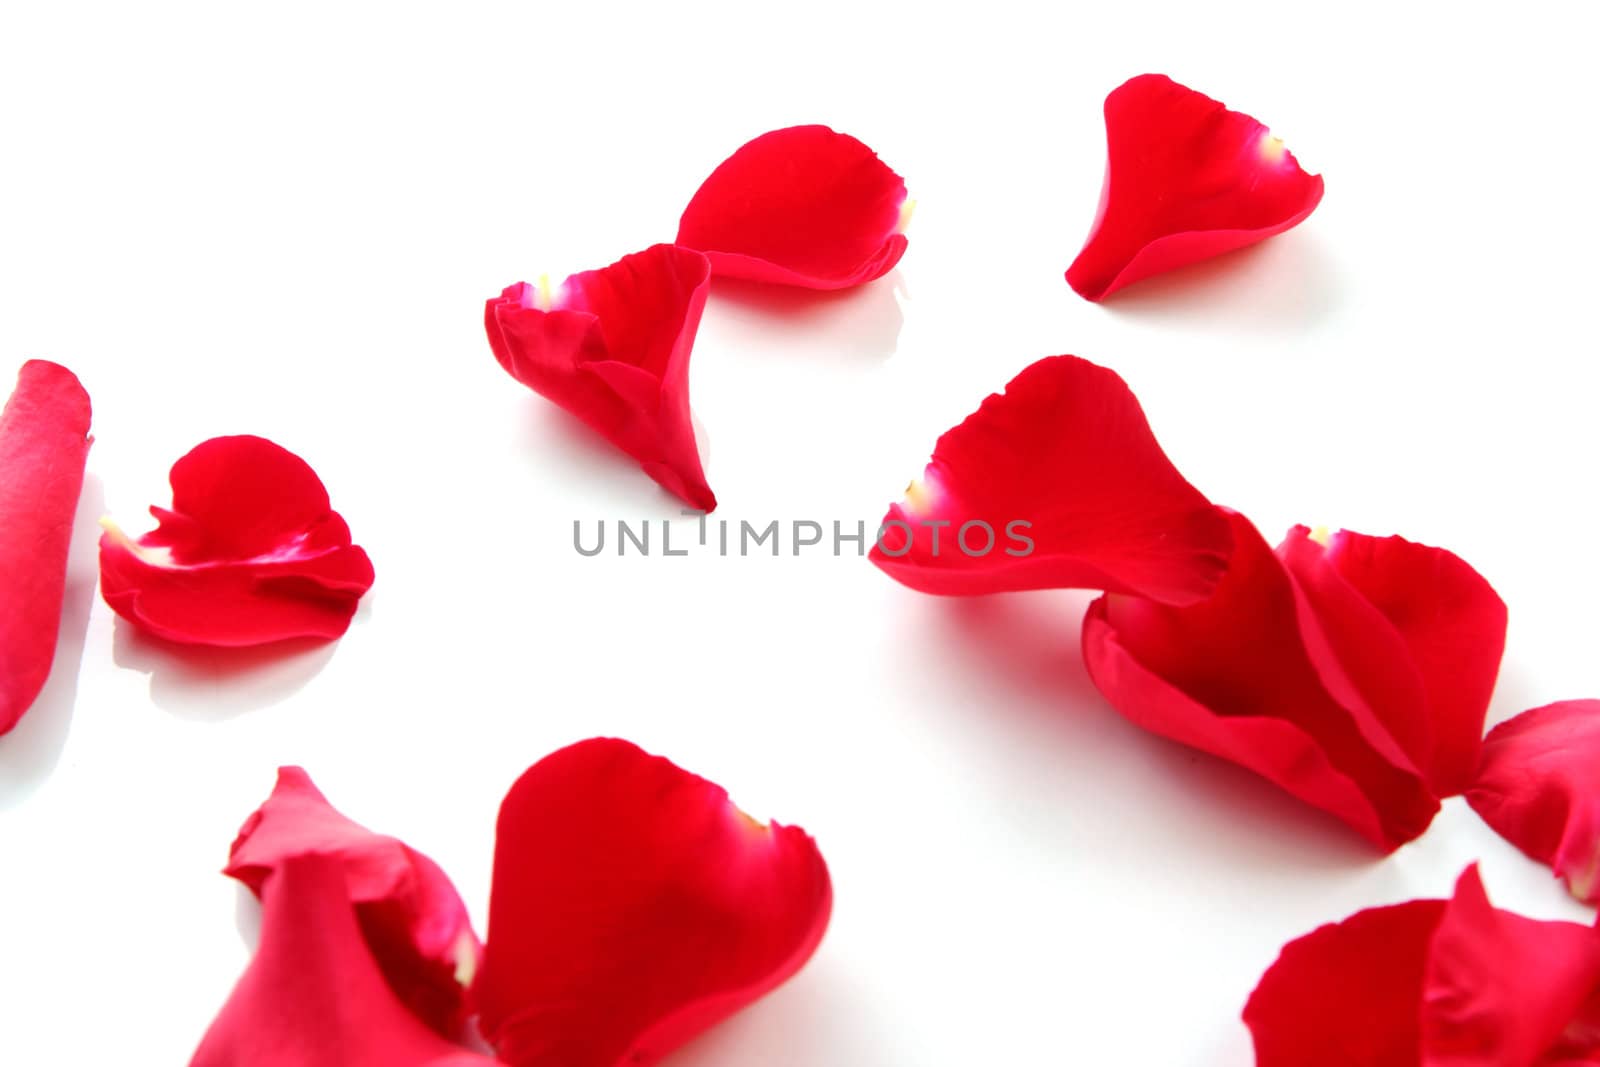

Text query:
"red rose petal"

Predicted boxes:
[[676, 125, 909, 290], [1244, 867, 1600, 1067], [485, 244, 716, 511], [225, 767, 481, 1036], [1422, 866, 1600, 1065], [1277, 528, 1507, 798], [0, 360, 91, 735], [1082, 510, 1438, 851], [191, 853, 495, 1067], [1244, 899, 1445, 1066], [1324, 531, 1507, 796], [1066, 74, 1325, 301], [98, 435, 375, 647], [471, 738, 832, 1067], [1467, 701, 1600, 906], [870, 355, 1232, 604]]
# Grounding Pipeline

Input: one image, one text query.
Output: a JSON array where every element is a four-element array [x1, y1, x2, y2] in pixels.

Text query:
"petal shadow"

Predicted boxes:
[[1096, 231, 1340, 334], [925, 592, 1379, 869], [112, 618, 337, 720], [706, 271, 906, 363]]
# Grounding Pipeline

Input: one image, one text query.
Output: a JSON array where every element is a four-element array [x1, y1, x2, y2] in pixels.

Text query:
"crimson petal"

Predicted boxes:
[[99, 435, 375, 646], [1467, 700, 1600, 905], [1243, 899, 1445, 1066], [1082, 511, 1438, 851], [1277, 528, 1507, 798], [485, 244, 716, 510], [472, 738, 832, 1067], [0, 361, 91, 734], [191, 853, 494, 1067], [1422, 867, 1600, 1065], [225, 767, 481, 1035], [676, 125, 909, 290], [1066, 74, 1325, 301], [870, 355, 1232, 604], [1244, 866, 1600, 1067]]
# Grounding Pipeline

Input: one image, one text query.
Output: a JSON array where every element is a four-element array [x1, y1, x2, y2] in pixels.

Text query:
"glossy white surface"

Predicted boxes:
[[2, 2, 1597, 1063]]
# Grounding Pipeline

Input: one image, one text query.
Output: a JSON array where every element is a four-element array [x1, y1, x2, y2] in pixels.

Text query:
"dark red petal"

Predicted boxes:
[[472, 738, 832, 1067], [1322, 531, 1507, 796], [0, 361, 91, 734], [870, 355, 1232, 604], [1066, 74, 1325, 301], [1082, 511, 1438, 851], [676, 125, 909, 290], [1422, 866, 1600, 1065], [1467, 701, 1600, 906], [485, 244, 716, 510], [225, 767, 481, 1036], [191, 853, 494, 1067], [1244, 898, 1445, 1066], [97, 435, 374, 647]]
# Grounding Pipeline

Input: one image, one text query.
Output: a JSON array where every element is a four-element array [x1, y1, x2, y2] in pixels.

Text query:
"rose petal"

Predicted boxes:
[[1422, 866, 1600, 1066], [870, 354, 1232, 604], [472, 738, 832, 1067], [0, 360, 91, 735], [1066, 74, 1325, 301], [485, 244, 716, 511], [225, 767, 481, 1036], [676, 125, 908, 290], [1244, 899, 1445, 1066], [98, 435, 374, 646], [191, 853, 494, 1067], [1324, 531, 1507, 796], [1244, 866, 1600, 1067], [1467, 701, 1600, 905], [1277, 528, 1507, 798], [1082, 510, 1439, 851]]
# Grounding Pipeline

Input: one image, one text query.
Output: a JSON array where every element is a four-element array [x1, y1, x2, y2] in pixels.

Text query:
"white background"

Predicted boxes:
[[3, 2, 1598, 1063]]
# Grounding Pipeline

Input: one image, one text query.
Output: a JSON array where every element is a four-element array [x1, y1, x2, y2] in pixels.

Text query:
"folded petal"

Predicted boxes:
[[676, 125, 909, 289], [1082, 510, 1438, 851], [1323, 532, 1507, 796], [485, 244, 716, 510], [1278, 528, 1507, 798], [99, 436, 375, 646], [870, 354, 1232, 604], [1245, 867, 1600, 1067], [225, 767, 481, 1036], [1244, 898, 1445, 1066], [0, 361, 91, 734], [1467, 701, 1600, 905], [191, 853, 495, 1067], [472, 738, 832, 1067], [1422, 866, 1600, 1066], [1066, 74, 1325, 301]]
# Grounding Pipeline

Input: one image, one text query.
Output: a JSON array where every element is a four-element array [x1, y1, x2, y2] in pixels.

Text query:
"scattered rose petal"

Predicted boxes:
[[1467, 700, 1600, 905], [226, 767, 481, 1035], [191, 853, 495, 1067], [1423, 865, 1600, 1063], [676, 125, 909, 290], [0, 360, 91, 735], [99, 435, 373, 646], [1243, 898, 1444, 1066], [1082, 510, 1439, 851], [870, 355, 1232, 604], [1066, 74, 1325, 301], [1244, 866, 1600, 1066], [1277, 527, 1507, 797], [472, 738, 832, 1067], [485, 244, 716, 510]]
